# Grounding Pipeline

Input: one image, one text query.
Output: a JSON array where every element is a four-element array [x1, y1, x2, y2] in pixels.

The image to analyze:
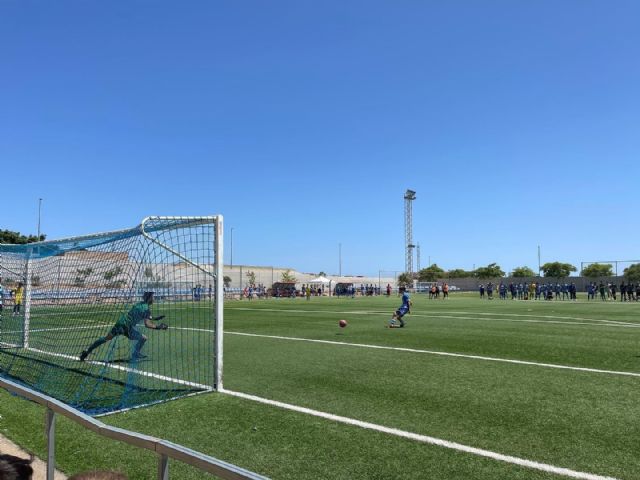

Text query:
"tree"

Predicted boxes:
[[0, 229, 46, 244], [541, 262, 576, 278], [581, 263, 613, 278], [318, 271, 327, 277], [223, 276, 232, 288], [103, 267, 125, 288], [281, 269, 297, 283], [447, 268, 472, 279], [417, 264, 445, 282], [512, 266, 536, 277], [475, 263, 505, 279], [74, 267, 94, 287], [246, 270, 256, 286], [623, 263, 640, 283], [397, 272, 414, 287], [104, 267, 124, 282]]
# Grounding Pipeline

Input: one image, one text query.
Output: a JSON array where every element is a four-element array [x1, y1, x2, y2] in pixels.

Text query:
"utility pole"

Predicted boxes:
[[404, 189, 416, 275], [37, 198, 43, 240], [537, 245, 541, 277]]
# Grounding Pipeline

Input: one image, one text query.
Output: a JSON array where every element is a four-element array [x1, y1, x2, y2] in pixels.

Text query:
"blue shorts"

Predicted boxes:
[[395, 306, 409, 318]]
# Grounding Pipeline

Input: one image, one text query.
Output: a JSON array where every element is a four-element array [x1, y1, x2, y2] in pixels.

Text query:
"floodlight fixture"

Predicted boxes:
[[404, 189, 416, 200]]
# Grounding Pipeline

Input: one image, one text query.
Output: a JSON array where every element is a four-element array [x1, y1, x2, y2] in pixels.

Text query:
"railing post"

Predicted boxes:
[[45, 408, 55, 480], [158, 454, 169, 480]]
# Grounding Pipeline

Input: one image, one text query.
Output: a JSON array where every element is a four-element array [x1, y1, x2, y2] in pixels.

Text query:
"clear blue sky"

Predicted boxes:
[[2, 1, 639, 276]]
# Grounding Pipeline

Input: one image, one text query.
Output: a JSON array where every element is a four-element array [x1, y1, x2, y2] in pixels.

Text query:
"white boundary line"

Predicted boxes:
[[229, 307, 640, 328], [23, 347, 211, 390], [224, 332, 640, 379], [223, 389, 619, 480]]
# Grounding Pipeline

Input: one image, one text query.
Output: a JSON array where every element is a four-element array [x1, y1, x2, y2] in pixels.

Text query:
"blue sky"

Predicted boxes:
[[2, 1, 639, 276]]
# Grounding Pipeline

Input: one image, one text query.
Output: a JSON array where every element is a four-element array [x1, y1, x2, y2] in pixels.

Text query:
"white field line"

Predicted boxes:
[[230, 307, 640, 328], [94, 389, 214, 417], [441, 310, 638, 327], [24, 347, 211, 390], [223, 331, 640, 379], [1, 324, 113, 335], [223, 389, 619, 480], [416, 314, 639, 328]]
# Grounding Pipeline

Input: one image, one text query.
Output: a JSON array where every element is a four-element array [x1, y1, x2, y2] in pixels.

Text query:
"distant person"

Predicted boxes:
[[386, 284, 391, 296], [12, 282, 24, 316], [80, 292, 168, 362], [479, 284, 485, 299], [599, 282, 606, 301], [388, 287, 412, 328]]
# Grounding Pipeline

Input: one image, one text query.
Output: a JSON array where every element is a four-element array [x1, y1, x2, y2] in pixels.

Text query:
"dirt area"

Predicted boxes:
[[0, 433, 67, 480]]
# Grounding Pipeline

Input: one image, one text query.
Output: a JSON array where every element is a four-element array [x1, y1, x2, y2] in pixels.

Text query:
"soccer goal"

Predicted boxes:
[[0, 216, 223, 415]]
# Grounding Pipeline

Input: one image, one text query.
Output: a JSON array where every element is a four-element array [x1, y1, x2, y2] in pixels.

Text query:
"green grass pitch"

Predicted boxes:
[[1, 293, 639, 479]]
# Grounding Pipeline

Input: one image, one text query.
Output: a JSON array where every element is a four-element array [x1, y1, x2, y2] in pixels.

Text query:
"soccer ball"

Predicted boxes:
[[339, 319, 347, 328]]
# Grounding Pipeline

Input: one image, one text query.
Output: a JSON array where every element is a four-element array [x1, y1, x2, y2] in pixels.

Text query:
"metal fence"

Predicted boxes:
[[418, 276, 632, 292], [0, 377, 269, 480]]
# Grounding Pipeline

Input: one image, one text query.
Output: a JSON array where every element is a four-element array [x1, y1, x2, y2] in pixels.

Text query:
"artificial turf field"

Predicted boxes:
[[1, 292, 639, 479]]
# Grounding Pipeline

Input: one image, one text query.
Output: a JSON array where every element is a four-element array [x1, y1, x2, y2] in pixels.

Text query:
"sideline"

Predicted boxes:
[[224, 331, 640, 378], [230, 306, 640, 328], [224, 389, 619, 480]]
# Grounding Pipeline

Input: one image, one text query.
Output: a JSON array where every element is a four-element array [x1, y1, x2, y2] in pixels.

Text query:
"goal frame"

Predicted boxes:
[[1, 215, 225, 394]]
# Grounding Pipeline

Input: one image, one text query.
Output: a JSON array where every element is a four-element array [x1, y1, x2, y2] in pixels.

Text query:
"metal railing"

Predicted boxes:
[[0, 377, 269, 480]]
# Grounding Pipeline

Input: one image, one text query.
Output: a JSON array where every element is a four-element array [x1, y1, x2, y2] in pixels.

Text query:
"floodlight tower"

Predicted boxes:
[[404, 189, 416, 275], [416, 243, 421, 272]]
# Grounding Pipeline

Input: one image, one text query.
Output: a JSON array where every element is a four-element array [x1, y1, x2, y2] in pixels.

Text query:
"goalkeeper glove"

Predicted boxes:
[[153, 315, 165, 321], [156, 323, 169, 330]]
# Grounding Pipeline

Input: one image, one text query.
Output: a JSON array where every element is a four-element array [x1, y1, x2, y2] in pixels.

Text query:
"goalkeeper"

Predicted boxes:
[[80, 291, 168, 361], [388, 286, 412, 328]]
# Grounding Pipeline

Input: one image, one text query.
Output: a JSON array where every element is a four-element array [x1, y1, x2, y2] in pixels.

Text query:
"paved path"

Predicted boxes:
[[0, 433, 67, 479]]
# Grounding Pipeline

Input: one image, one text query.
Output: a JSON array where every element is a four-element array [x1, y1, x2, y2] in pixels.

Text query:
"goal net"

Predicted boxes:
[[0, 216, 223, 415]]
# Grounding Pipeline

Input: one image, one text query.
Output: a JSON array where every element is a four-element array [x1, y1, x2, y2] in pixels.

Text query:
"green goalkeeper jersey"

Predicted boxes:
[[116, 302, 151, 330]]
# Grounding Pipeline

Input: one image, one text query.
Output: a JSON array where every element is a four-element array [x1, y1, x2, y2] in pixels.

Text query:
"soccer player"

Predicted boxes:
[[388, 287, 412, 328], [79, 292, 167, 362]]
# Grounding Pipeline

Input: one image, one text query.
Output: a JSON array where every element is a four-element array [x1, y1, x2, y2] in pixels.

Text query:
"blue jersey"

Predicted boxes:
[[401, 292, 410, 306], [396, 292, 411, 317]]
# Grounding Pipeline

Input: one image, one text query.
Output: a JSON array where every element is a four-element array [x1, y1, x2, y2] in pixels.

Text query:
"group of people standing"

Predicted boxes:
[[427, 283, 450, 299], [586, 281, 639, 301], [480, 282, 578, 300]]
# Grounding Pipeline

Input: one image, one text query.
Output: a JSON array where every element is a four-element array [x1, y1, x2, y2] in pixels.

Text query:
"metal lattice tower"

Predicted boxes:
[[404, 189, 416, 274], [416, 243, 421, 272]]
